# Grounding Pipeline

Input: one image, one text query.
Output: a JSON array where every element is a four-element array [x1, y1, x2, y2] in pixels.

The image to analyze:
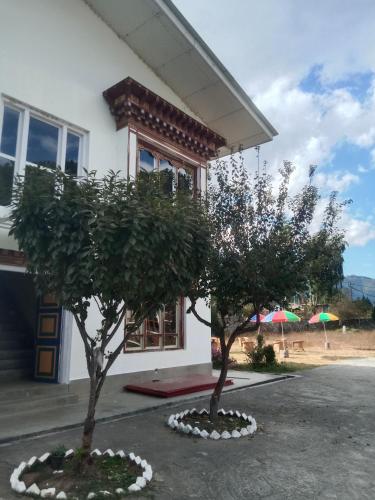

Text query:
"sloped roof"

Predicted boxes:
[[85, 0, 278, 154]]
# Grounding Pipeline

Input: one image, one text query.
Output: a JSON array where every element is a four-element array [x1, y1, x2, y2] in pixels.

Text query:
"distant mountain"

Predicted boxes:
[[342, 275, 375, 303]]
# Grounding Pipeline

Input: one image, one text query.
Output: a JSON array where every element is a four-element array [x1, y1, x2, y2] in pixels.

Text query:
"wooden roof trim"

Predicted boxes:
[[103, 77, 226, 160]]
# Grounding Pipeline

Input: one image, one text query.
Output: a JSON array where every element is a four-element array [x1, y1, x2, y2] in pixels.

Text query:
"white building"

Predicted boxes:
[[0, 0, 276, 387]]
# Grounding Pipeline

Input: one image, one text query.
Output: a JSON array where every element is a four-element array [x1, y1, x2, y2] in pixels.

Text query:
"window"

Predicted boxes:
[[0, 102, 86, 208], [125, 299, 184, 352], [138, 147, 196, 194]]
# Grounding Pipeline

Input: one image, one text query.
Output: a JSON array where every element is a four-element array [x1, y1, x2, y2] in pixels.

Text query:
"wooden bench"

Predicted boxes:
[[292, 340, 305, 351], [273, 341, 288, 352], [241, 340, 255, 353]]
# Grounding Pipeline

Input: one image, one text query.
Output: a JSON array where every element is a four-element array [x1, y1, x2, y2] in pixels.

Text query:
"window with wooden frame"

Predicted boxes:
[[137, 143, 196, 195], [124, 299, 184, 352]]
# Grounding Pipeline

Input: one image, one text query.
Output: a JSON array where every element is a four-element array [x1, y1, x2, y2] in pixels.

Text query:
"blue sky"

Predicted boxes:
[[175, 0, 375, 279]]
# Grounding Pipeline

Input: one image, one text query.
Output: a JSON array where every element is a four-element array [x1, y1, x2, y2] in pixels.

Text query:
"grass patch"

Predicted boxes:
[[21, 455, 142, 498], [232, 362, 318, 373]]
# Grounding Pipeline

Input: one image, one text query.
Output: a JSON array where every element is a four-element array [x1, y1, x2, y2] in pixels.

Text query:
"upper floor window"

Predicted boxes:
[[0, 101, 87, 207], [138, 147, 195, 194]]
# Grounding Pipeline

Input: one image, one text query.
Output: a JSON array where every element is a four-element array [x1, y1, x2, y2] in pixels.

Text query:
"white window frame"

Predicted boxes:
[[0, 96, 89, 217]]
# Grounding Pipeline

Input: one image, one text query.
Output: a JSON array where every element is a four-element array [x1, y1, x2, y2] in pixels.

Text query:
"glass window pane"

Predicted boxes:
[[164, 303, 177, 334], [0, 107, 19, 157], [0, 157, 15, 206], [146, 334, 162, 349], [159, 159, 175, 194], [145, 311, 160, 334], [126, 334, 142, 351], [139, 149, 155, 173], [178, 166, 194, 192], [65, 132, 80, 176], [27, 117, 58, 168], [164, 334, 178, 348]]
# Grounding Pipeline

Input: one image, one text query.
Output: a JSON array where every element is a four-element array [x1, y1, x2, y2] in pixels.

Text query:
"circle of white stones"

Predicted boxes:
[[10, 448, 153, 498], [167, 408, 257, 440]]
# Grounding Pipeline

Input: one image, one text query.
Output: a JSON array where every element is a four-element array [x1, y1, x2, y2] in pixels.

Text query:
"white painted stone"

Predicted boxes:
[[115, 488, 125, 495], [116, 450, 125, 458], [40, 487, 56, 498], [128, 452, 136, 461], [91, 449, 102, 457], [87, 493, 96, 499], [177, 422, 185, 432], [64, 449, 74, 458], [136, 476, 147, 488], [169, 419, 177, 429], [143, 469, 153, 482], [56, 492, 67, 499], [227, 410, 234, 416], [183, 409, 190, 416], [221, 431, 232, 439], [210, 430, 221, 440], [28, 456, 38, 467], [199, 409, 208, 415], [26, 483, 41, 496], [192, 427, 201, 436], [14, 481, 26, 494], [184, 424, 193, 434], [38, 453, 50, 463], [128, 484, 141, 492], [140, 459, 148, 468], [99, 492, 112, 497], [134, 455, 142, 465], [174, 413, 181, 420], [167, 415, 175, 426], [240, 427, 249, 436], [189, 408, 197, 415], [241, 413, 248, 421], [231, 430, 241, 439], [200, 430, 209, 439], [103, 449, 114, 457], [218, 408, 226, 416], [235, 410, 241, 418], [53, 470, 64, 474]]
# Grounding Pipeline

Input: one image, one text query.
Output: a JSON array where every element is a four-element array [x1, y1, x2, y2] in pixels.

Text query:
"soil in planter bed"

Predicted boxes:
[[21, 455, 142, 499], [180, 413, 247, 433]]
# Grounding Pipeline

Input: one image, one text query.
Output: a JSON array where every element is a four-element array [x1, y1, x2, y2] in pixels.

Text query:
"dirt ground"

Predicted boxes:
[[231, 328, 375, 366]]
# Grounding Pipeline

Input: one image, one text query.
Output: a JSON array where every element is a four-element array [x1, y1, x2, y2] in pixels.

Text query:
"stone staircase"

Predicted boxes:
[[0, 294, 34, 382]]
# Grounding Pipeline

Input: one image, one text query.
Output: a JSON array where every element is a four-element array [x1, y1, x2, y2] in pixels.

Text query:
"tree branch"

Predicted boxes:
[[187, 300, 212, 328]]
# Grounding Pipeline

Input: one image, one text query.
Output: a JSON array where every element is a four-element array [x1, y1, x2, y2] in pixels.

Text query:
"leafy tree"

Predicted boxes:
[[372, 306, 375, 321], [10, 168, 209, 462], [189, 154, 345, 421], [331, 294, 373, 320], [305, 192, 349, 305]]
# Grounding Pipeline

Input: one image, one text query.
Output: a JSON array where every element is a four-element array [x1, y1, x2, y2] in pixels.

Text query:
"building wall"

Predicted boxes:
[[69, 298, 211, 381], [0, 0, 211, 381]]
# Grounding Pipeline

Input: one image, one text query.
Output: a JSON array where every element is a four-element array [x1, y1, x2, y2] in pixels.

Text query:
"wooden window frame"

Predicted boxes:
[[137, 139, 198, 194], [124, 298, 185, 353]]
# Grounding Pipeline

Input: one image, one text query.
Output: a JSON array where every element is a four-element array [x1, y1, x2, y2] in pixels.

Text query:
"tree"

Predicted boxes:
[[305, 192, 349, 305], [10, 168, 209, 461], [188, 154, 345, 421]]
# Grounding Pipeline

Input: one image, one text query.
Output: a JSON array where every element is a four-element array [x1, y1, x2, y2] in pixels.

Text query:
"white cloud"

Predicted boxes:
[[174, 0, 375, 248]]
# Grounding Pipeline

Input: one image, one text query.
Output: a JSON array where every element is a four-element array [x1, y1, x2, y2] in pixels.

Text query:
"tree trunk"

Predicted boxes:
[[209, 345, 230, 421], [81, 374, 98, 462]]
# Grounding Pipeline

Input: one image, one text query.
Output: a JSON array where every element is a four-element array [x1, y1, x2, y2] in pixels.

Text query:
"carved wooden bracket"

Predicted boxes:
[[103, 77, 226, 160]]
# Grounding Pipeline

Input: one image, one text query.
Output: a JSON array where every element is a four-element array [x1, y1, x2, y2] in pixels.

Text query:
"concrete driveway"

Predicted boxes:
[[0, 363, 374, 499]]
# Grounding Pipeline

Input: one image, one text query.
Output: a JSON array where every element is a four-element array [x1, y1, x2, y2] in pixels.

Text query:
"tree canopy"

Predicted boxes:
[[10, 167, 210, 457]]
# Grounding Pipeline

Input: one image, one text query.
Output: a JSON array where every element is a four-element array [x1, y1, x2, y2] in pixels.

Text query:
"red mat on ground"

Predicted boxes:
[[124, 374, 233, 398]]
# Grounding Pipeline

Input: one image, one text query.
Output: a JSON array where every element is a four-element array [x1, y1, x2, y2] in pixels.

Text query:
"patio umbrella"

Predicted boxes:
[[249, 313, 266, 334], [263, 310, 301, 355], [308, 312, 339, 349]]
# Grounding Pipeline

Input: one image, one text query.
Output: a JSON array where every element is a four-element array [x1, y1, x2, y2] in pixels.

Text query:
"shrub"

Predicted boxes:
[[248, 334, 276, 368], [263, 345, 276, 365]]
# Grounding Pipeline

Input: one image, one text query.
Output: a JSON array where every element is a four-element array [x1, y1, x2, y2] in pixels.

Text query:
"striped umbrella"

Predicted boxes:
[[264, 310, 301, 351], [309, 312, 339, 348], [249, 313, 266, 334]]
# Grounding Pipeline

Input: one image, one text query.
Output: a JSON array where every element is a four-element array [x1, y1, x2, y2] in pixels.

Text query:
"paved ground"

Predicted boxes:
[[1, 363, 374, 499], [0, 371, 277, 442]]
